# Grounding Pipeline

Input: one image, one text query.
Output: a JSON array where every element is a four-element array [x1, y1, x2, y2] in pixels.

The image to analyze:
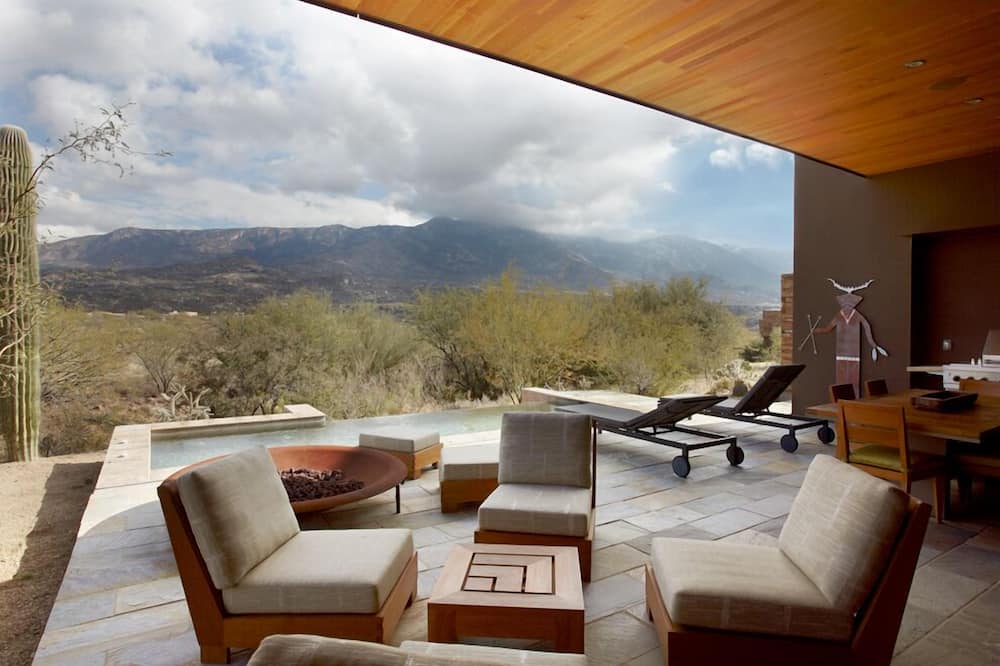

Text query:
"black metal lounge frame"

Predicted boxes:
[[557, 395, 741, 478], [665, 364, 835, 453]]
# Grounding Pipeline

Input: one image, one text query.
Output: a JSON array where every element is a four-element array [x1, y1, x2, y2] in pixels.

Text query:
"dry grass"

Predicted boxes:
[[0, 452, 103, 666]]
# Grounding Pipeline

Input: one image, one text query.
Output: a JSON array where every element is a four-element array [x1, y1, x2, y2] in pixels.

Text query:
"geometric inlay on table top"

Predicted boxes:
[[429, 543, 584, 611], [462, 552, 555, 594]]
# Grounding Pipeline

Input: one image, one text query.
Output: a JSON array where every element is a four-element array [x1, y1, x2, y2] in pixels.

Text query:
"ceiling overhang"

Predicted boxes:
[[303, 1, 1000, 176]]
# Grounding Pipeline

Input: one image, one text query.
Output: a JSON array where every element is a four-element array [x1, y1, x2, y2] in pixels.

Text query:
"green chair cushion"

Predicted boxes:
[[850, 445, 938, 471]]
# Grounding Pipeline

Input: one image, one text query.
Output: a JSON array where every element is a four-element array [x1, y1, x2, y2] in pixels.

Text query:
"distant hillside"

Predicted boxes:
[[40, 218, 786, 312], [564, 234, 778, 303]]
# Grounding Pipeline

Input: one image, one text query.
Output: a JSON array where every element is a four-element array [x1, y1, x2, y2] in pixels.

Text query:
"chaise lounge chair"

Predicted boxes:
[[557, 395, 741, 478], [666, 364, 835, 453]]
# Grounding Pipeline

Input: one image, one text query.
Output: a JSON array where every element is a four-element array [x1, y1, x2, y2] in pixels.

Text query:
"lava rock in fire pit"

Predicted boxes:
[[280, 467, 365, 502]]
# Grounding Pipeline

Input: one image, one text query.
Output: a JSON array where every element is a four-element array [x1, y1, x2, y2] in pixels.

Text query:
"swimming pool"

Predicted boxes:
[[150, 402, 551, 469]]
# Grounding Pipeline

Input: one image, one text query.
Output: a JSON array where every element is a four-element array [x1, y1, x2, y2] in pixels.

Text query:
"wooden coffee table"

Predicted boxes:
[[427, 543, 585, 653]]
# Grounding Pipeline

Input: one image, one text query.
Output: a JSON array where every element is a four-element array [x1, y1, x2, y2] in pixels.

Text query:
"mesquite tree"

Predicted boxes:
[[0, 126, 41, 461], [0, 105, 167, 462]]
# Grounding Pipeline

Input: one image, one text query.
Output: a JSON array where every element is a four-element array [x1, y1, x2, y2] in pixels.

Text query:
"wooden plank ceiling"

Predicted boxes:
[[305, 0, 1000, 176]]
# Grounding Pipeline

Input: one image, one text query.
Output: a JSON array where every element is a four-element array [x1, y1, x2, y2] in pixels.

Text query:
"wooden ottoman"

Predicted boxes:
[[359, 428, 442, 480], [428, 543, 585, 653], [439, 442, 500, 513]]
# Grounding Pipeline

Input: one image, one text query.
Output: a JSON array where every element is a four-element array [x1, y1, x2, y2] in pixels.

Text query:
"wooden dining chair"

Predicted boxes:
[[951, 379, 1000, 506], [836, 401, 947, 523], [829, 383, 857, 403], [959, 378, 1000, 397], [865, 379, 889, 397]]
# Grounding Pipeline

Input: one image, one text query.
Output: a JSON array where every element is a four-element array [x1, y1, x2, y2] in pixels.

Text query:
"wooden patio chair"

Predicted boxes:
[[645, 455, 931, 666], [959, 378, 1000, 397], [829, 383, 857, 402], [865, 378, 889, 397], [952, 379, 1000, 504], [837, 401, 947, 522], [474, 412, 596, 580], [158, 446, 417, 663]]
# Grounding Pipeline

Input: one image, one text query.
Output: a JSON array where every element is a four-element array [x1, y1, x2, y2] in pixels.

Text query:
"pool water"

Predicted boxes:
[[151, 402, 551, 469]]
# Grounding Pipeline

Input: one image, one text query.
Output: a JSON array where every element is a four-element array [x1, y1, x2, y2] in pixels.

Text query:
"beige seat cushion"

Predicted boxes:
[[439, 442, 499, 482], [222, 529, 413, 614], [779, 454, 908, 614], [359, 427, 439, 453], [177, 446, 299, 589], [402, 640, 589, 664], [499, 412, 592, 487], [651, 538, 853, 641], [478, 483, 592, 537]]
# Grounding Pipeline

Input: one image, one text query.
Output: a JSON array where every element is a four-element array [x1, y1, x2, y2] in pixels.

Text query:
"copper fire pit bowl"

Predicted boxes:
[[268, 445, 407, 514], [168, 445, 408, 515]]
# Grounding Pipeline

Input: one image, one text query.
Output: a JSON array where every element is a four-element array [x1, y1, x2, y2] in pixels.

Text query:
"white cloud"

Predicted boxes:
[[745, 142, 784, 168], [708, 135, 787, 171], [2, 0, 769, 242], [709, 147, 742, 169], [36, 175, 425, 239]]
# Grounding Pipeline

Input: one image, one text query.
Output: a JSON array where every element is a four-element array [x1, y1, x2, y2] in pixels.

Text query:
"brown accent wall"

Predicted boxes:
[[912, 227, 1000, 366], [792, 151, 1000, 411]]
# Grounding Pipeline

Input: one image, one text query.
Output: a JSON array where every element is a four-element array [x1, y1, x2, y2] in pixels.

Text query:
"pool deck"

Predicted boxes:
[[33, 391, 1000, 665]]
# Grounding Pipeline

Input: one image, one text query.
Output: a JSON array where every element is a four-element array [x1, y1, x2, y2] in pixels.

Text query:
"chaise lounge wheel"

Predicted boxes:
[[672, 455, 691, 478], [780, 433, 799, 453], [817, 424, 836, 444], [726, 445, 745, 466]]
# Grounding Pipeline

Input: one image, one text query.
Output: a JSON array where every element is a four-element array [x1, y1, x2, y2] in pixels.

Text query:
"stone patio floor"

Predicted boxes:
[[32, 404, 1000, 665]]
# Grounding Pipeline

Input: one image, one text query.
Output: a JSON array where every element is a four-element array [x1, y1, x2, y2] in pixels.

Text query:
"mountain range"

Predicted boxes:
[[39, 217, 788, 312]]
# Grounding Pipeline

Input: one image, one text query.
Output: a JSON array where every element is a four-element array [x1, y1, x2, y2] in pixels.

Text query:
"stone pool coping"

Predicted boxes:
[[96, 404, 326, 491]]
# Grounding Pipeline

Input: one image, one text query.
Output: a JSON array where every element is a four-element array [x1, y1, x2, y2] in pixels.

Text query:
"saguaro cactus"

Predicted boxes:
[[0, 125, 41, 461]]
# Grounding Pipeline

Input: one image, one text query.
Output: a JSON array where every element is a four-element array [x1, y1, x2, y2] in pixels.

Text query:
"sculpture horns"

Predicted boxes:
[[828, 278, 874, 294]]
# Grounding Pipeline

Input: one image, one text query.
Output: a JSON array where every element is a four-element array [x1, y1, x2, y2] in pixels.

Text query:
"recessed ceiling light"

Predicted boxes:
[[965, 97, 985, 105], [904, 59, 926, 69]]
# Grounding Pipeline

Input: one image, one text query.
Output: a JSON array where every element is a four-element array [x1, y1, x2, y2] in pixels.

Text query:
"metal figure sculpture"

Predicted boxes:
[[798, 314, 821, 355], [813, 278, 888, 396]]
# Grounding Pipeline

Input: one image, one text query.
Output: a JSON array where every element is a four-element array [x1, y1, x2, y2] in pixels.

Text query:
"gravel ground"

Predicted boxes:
[[0, 452, 104, 666]]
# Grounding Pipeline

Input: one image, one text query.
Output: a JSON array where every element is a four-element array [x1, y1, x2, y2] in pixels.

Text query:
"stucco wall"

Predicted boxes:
[[792, 151, 1000, 411]]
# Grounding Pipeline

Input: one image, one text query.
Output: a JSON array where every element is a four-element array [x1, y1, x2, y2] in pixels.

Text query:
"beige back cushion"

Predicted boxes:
[[779, 454, 908, 613], [499, 412, 592, 487], [249, 635, 410, 666], [248, 635, 510, 666], [177, 446, 299, 589]]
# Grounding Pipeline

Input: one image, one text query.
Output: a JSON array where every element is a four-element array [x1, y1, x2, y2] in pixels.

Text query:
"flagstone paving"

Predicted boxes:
[[32, 404, 1000, 665]]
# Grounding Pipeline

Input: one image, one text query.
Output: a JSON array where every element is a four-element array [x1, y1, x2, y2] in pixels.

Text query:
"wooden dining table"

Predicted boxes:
[[806, 389, 1000, 445]]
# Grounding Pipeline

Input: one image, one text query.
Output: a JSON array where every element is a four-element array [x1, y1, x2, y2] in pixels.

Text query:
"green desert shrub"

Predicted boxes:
[[32, 275, 753, 450], [38, 302, 146, 455], [413, 272, 744, 400]]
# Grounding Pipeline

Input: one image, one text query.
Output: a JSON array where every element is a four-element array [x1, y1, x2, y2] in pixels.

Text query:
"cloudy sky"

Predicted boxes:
[[0, 0, 793, 251]]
